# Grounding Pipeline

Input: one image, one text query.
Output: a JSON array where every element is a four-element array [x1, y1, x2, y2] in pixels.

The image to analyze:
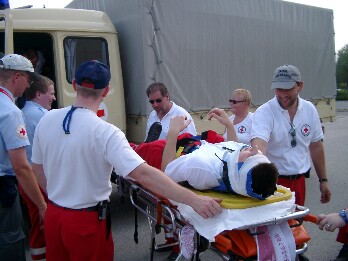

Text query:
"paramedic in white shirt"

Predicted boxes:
[[145, 82, 197, 140], [223, 88, 253, 145], [250, 64, 331, 206]]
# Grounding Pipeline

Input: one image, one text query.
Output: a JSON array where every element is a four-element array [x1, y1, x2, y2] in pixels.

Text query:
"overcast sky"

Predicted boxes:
[[9, 0, 348, 52]]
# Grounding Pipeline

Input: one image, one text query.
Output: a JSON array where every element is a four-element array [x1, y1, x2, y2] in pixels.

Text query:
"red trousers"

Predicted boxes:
[[277, 176, 306, 206], [337, 224, 348, 244], [45, 203, 114, 261], [19, 185, 48, 261]]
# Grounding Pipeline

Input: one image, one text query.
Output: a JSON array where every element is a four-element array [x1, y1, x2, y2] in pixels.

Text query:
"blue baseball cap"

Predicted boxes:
[[271, 64, 301, 90], [75, 60, 111, 89]]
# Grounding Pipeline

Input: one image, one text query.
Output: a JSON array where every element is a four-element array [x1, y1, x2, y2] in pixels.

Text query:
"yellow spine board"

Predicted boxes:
[[191, 186, 292, 209]]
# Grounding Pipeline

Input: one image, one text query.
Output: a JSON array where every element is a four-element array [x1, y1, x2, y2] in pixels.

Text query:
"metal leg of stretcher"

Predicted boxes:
[[129, 184, 185, 260]]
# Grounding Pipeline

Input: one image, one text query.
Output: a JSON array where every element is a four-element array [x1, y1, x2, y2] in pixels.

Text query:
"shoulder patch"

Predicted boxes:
[[16, 125, 28, 140]]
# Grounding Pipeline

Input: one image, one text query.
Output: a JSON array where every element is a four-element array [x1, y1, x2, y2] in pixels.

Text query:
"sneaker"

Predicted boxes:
[[179, 225, 195, 259], [145, 122, 162, 143], [334, 244, 348, 261]]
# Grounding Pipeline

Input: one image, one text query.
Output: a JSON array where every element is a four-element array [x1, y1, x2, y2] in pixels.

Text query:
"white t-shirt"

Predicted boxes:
[[223, 112, 253, 145], [250, 96, 323, 175], [146, 101, 197, 140], [32, 106, 144, 209]]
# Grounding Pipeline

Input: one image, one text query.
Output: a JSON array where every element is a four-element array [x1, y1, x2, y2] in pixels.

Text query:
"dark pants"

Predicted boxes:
[[0, 194, 26, 261]]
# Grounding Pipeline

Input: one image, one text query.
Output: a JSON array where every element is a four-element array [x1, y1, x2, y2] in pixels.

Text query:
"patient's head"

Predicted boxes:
[[250, 163, 278, 199]]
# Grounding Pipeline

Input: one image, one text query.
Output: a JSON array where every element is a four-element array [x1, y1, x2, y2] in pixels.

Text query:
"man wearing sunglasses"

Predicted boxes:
[[145, 82, 197, 141], [250, 64, 331, 208]]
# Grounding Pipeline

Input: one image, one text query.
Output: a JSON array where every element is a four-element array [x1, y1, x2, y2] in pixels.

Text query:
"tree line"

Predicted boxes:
[[337, 44, 348, 89]]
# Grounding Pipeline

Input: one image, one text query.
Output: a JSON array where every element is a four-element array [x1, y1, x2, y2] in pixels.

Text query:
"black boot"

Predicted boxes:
[[145, 122, 162, 143]]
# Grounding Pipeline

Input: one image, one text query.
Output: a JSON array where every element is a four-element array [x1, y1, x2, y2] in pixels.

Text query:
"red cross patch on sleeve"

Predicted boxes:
[[16, 124, 28, 140]]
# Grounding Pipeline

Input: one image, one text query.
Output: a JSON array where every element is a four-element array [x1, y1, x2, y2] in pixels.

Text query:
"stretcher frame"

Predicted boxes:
[[117, 176, 310, 261]]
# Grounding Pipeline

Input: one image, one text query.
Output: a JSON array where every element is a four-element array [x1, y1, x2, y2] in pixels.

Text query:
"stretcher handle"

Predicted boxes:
[[241, 205, 310, 231], [129, 184, 177, 233]]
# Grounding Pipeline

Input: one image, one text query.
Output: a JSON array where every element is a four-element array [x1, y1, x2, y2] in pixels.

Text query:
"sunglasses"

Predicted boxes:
[[229, 99, 245, 104], [289, 123, 297, 147], [149, 98, 163, 104]]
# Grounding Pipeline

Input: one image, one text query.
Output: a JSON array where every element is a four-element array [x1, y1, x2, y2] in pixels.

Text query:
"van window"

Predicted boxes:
[[0, 31, 57, 108], [64, 37, 109, 83]]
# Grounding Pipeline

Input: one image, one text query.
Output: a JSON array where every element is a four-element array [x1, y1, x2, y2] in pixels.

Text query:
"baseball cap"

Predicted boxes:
[[75, 60, 111, 89], [0, 54, 35, 73], [271, 64, 301, 90]]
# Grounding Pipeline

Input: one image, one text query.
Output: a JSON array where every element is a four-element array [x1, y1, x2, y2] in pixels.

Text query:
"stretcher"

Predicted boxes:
[[117, 176, 314, 261]]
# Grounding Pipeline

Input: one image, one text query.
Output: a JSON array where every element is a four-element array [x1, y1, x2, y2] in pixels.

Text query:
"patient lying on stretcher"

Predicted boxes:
[[136, 108, 278, 200]]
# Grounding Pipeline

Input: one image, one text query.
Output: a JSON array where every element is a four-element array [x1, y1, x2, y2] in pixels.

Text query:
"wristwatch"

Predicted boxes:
[[339, 209, 348, 224]]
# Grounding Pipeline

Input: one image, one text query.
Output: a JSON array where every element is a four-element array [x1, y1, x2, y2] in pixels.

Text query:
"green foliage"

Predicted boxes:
[[336, 89, 348, 100], [336, 44, 348, 87]]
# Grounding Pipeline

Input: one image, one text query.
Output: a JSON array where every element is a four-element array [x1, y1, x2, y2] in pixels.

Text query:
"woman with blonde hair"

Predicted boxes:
[[223, 88, 253, 145]]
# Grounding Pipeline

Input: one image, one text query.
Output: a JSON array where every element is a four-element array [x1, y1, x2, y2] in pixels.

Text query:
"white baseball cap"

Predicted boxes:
[[0, 54, 35, 73]]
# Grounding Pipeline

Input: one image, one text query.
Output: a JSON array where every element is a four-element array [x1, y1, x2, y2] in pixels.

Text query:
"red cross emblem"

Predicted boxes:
[[16, 125, 28, 140], [301, 124, 311, 136], [19, 128, 26, 136], [238, 126, 246, 134]]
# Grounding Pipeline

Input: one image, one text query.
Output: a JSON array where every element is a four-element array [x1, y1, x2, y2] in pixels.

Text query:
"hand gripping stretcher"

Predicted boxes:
[[117, 176, 316, 261]]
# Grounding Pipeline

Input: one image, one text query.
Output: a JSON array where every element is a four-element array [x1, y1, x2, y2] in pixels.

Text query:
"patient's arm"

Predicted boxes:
[[130, 163, 222, 219], [207, 108, 238, 142], [161, 116, 191, 171]]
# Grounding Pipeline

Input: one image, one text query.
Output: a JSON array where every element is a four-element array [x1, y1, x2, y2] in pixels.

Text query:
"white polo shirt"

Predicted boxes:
[[251, 96, 323, 175], [146, 101, 197, 140], [223, 112, 253, 145], [32, 106, 144, 209]]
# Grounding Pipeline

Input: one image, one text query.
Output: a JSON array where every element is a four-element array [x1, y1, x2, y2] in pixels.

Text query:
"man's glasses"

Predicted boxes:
[[289, 123, 297, 147], [19, 73, 33, 86], [149, 98, 163, 104], [229, 99, 245, 104]]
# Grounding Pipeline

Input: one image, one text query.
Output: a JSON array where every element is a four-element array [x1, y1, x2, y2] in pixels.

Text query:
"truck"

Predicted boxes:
[[0, 0, 336, 143]]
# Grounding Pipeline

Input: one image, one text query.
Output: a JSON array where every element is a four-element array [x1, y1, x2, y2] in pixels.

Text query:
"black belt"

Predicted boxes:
[[278, 169, 310, 180], [49, 200, 98, 212], [278, 174, 304, 180]]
